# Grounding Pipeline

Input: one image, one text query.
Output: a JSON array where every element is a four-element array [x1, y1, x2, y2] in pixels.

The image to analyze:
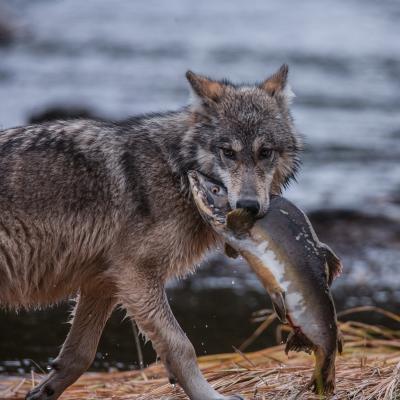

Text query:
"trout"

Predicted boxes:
[[188, 170, 343, 395]]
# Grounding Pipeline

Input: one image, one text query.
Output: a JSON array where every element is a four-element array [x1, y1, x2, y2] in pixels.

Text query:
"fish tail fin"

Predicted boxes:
[[285, 330, 315, 355], [308, 347, 337, 395], [226, 209, 256, 236], [321, 243, 343, 285]]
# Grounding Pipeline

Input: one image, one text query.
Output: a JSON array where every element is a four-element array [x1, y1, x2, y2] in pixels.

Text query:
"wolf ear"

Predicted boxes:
[[260, 64, 289, 97], [186, 71, 225, 105]]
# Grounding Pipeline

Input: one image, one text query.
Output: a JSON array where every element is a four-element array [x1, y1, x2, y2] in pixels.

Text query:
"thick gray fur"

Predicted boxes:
[[0, 65, 301, 400]]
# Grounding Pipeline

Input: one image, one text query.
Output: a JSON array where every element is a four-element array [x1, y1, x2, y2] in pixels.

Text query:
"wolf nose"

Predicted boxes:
[[236, 199, 260, 215]]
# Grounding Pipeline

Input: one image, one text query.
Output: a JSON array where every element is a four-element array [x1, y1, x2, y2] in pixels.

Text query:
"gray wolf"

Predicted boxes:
[[0, 64, 301, 400]]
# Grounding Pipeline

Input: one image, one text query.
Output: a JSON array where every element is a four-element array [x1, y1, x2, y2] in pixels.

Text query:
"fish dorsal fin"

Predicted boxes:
[[270, 291, 287, 324], [224, 243, 239, 259], [320, 243, 343, 286], [226, 209, 256, 236]]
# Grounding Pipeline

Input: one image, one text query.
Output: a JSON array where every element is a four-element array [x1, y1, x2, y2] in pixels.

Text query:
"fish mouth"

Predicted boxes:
[[188, 170, 228, 226]]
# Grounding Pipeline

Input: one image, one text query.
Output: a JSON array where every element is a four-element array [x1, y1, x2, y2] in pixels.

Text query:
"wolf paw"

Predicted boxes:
[[25, 384, 56, 400]]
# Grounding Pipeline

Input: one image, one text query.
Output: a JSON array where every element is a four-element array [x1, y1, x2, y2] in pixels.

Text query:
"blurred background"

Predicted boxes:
[[1, 0, 400, 374]]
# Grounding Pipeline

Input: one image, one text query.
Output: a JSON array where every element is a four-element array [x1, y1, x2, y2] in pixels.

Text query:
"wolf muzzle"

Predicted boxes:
[[235, 198, 260, 216]]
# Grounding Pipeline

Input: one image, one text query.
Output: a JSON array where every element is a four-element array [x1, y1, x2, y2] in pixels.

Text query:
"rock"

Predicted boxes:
[[308, 208, 400, 249], [0, 16, 15, 46]]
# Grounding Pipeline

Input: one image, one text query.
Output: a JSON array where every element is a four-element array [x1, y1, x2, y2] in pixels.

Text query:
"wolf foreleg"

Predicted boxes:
[[26, 282, 116, 400]]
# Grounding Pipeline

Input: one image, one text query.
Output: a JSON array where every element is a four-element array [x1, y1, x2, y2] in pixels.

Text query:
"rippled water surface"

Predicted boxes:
[[1, 0, 400, 211]]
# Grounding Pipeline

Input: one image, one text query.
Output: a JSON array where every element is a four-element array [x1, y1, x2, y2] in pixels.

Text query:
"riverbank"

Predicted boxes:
[[1, 308, 399, 400]]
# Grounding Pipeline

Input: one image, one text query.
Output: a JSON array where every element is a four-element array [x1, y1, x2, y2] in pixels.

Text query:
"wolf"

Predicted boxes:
[[0, 64, 301, 400]]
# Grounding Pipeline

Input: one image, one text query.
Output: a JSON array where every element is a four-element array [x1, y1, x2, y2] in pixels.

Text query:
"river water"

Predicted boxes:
[[0, 0, 399, 372]]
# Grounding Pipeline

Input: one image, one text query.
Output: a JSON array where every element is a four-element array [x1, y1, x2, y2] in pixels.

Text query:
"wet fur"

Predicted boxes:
[[0, 67, 300, 400]]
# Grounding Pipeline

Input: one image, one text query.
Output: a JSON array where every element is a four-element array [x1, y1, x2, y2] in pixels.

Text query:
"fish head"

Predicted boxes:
[[188, 170, 230, 229], [188, 170, 257, 239]]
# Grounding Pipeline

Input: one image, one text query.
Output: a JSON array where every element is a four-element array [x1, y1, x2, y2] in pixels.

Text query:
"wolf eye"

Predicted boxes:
[[259, 148, 273, 160], [221, 148, 236, 160]]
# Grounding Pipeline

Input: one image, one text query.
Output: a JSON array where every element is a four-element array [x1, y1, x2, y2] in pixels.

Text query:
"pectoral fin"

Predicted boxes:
[[321, 243, 343, 286], [270, 291, 287, 324], [285, 330, 315, 355], [224, 243, 239, 259]]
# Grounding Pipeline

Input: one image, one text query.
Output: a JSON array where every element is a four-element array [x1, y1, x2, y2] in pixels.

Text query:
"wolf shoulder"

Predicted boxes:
[[0, 119, 159, 214]]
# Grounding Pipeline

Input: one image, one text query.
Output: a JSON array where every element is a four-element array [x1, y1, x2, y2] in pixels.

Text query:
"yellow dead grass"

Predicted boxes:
[[1, 307, 399, 399]]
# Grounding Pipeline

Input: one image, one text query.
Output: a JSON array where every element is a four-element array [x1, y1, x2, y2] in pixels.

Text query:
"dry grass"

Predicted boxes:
[[1, 307, 399, 400]]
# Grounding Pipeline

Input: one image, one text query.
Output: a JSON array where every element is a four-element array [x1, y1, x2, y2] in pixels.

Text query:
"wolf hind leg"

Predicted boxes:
[[26, 281, 117, 400], [118, 266, 243, 400]]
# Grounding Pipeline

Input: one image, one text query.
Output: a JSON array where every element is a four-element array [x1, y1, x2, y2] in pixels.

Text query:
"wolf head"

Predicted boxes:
[[185, 64, 301, 217]]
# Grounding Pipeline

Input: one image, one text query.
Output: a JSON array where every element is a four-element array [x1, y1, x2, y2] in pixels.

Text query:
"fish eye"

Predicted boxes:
[[211, 186, 220, 194]]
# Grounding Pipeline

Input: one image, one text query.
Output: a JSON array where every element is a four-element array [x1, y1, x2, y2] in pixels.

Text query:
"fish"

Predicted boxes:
[[188, 170, 344, 395]]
